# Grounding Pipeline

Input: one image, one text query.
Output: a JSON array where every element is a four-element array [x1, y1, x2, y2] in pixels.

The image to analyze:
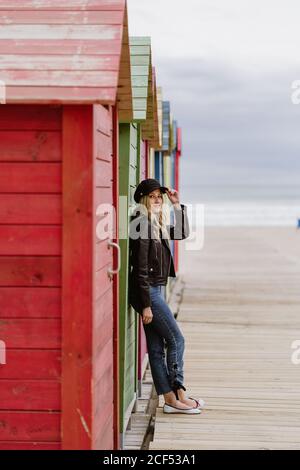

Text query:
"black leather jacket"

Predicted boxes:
[[128, 204, 190, 314]]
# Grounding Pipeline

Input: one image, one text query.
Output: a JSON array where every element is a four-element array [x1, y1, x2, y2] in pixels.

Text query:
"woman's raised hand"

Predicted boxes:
[[166, 188, 180, 206]]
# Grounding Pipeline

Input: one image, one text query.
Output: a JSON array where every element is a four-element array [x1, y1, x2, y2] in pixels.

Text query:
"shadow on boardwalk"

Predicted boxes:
[[150, 227, 300, 450]]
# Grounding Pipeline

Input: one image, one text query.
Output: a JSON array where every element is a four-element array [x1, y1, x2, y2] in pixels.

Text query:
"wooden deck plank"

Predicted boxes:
[[150, 227, 300, 450]]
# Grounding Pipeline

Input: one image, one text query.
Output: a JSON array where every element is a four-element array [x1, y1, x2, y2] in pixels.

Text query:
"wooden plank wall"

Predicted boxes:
[[126, 123, 138, 411], [118, 122, 138, 437], [61, 105, 93, 449], [157, 87, 163, 149], [93, 104, 115, 450], [162, 101, 170, 153], [136, 131, 147, 388], [0, 104, 62, 449], [154, 151, 163, 183], [62, 104, 115, 450], [148, 148, 155, 178]]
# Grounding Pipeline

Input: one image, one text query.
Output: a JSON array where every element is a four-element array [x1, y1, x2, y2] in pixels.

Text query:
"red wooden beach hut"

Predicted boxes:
[[174, 126, 182, 272], [0, 0, 132, 450]]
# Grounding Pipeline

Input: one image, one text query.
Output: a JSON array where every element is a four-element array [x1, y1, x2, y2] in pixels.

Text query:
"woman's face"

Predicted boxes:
[[148, 189, 163, 214]]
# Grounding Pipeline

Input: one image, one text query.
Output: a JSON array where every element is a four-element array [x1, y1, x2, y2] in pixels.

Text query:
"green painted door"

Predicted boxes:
[[118, 122, 140, 442]]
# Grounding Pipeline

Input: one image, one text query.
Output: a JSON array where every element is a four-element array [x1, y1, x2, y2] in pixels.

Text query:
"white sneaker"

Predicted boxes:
[[163, 403, 201, 414]]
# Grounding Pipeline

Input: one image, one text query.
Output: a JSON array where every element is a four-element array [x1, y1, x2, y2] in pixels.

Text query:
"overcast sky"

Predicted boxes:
[[128, 0, 300, 202]]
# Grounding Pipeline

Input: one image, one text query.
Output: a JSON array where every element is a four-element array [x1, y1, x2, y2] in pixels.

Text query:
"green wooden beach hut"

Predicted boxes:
[[118, 36, 158, 447]]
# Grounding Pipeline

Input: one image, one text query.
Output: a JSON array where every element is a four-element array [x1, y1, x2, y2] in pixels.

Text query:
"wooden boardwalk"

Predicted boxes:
[[150, 227, 300, 450]]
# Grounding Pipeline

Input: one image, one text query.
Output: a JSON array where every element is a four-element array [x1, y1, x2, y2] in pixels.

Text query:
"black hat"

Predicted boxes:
[[134, 178, 169, 203]]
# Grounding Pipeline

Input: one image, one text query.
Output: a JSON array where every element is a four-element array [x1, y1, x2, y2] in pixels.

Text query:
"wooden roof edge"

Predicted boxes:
[[146, 66, 160, 148], [117, 1, 133, 122], [129, 35, 152, 123]]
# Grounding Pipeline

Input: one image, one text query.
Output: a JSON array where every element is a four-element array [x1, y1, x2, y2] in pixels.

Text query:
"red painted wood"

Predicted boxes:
[[2, 303, 60, 357], [0, 24, 122, 41], [0, 104, 62, 449], [0, 287, 61, 318], [61, 105, 93, 450], [94, 413, 114, 450], [1, 70, 119, 87], [95, 157, 113, 186], [0, 11, 124, 25], [112, 105, 120, 449], [177, 127, 182, 156], [95, 239, 111, 271], [0, 380, 60, 411], [174, 154, 178, 271], [0, 130, 61, 161], [62, 105, 114, 449], [0, 1, 125, 10], [0, 55, 120, 72], [94, 339, 114, 385], [94, 335, 113, 379], [0, 39, 121, 56], [0, 93, 118, 450], [0, 226, 61, 255], [95, 133, 113, 162], [0, 319, 61, 349], [175, 152, 179, 192], [106, 106, 120, 449], [0, 194, 61, 224], [92, 103, 115, 449], [94, 287, 113, 330], [0, 256, 61, 287], [95, 219, 111, 248], [94, 103, 113, 136], [0, 1, 128, 104], [0, 2, 126, 105], [95, 264, 112, 301], [0, 105, 62, 130], [5, 86, 116, 105], [0, 411, 60, 442], [174, 129, 181, 272], [0, 442, 61, 450], [0, 350, 61, 379], [94, 404, 114, 450], [95, 186, 113, 206], [0, 162, 61, 193]]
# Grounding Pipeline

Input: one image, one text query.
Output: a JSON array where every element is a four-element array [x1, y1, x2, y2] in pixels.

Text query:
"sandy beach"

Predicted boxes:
[[151, 227, 300, 450]]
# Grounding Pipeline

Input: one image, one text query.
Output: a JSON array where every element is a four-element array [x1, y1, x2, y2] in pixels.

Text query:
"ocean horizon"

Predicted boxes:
[[182, 184, 300, 227]]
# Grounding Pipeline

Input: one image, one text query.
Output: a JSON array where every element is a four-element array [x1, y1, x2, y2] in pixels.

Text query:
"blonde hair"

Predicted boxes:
[[138, 193, 170, 241]]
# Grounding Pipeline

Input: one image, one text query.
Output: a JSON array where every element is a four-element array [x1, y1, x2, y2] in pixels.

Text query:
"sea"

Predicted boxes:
[[181, 184, 300, 227]]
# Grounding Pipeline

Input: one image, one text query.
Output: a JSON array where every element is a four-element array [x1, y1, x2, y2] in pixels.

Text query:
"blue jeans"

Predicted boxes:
[[143, 285, 185, 395]]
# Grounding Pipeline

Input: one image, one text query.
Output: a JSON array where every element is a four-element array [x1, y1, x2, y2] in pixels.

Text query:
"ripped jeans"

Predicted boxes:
[[142, 285, 185, 396]]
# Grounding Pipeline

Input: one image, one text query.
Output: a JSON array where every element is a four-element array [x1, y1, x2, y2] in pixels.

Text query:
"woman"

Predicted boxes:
[[129, 178, 205, 415]]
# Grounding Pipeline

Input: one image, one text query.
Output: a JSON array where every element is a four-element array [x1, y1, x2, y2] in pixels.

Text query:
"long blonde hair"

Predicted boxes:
[[138, 193, 170, 241]]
